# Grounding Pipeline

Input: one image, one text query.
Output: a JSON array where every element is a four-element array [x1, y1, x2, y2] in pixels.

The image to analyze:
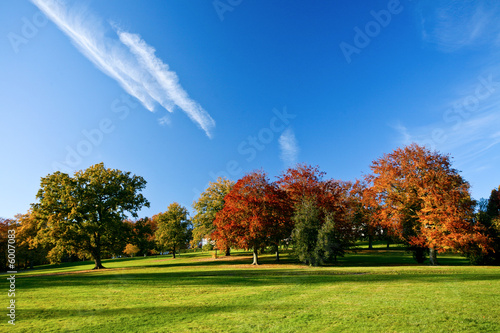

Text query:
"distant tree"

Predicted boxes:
[[0, 218, 14, 271], [154, 203, 192, 259], [32, 163, 149, 269], [213, 171, 292, 265], [128, 217, 157, 256], [123, 244, 140, 257], [365, 144, 490, 265], [192, 177, 234, 255], [466, 188, 500, 264], [15, 211, 51, 269]]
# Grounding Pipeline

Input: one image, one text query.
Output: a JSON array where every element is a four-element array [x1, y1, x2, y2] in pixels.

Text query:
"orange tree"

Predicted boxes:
[[364, 144, 490, 264], [213, 170, 292, 265]]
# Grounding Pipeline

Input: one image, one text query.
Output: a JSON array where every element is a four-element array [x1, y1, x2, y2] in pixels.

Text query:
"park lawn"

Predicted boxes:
[[2, 249, 500, 332]]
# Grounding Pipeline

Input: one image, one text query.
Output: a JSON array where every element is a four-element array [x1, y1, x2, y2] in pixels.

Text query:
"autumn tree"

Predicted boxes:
[[123, 244, 140, 257], [128, 217, 157, 256], [192, 177, 234, 255], [32, 163, 149, 269], [0, 218, 14, 271], [15, 211, 52, 269], [213, 171, 292, 265], [154, 203, 192, 259], [365, 144, 490, 265], [277, 165, 359, 265]]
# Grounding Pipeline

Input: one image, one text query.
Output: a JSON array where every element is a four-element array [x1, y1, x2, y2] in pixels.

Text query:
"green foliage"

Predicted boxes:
[[291, 199, 321, 265], [155, 203, 192, 258], [292, 199, 357, 266], [466, 188, 500, 265], [191, 177, 234, 247], [32, 163, 149, 269]]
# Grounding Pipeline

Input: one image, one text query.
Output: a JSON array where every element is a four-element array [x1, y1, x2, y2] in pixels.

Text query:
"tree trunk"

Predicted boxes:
[[252, 248, 259, 265], [93, 255, 105, 269], [172, 245, 176, 259], [387, 239, 390, 248], [368, 235, 373, 249], [92, 235, 105, 269], [275, 248, 280, 262], [429, 247, 438, 266], [225, 246, 231, 256]]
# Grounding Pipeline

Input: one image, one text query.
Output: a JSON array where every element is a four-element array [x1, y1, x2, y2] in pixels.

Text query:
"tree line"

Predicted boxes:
[[1, 144, 499, 270]]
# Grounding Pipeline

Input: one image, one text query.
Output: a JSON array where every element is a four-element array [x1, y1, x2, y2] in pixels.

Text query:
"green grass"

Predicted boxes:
[[2, 249, 500, 332]]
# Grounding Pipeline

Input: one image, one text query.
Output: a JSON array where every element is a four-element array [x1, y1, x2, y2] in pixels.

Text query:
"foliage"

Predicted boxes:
[[467, 187, 500, 265], [192, 177, 234, 254], [279, 165, 359, 265], [364, 143, 491, 264], [154, 203, 192, 258], [32, 163, 149, 269], [127, 217, 157, 256], [123, 243, 140, 257], [213, 170, 292, 265]]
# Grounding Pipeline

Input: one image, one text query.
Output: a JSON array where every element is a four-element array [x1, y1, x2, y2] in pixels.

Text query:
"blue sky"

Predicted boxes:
[[1, 0, 499, 219]]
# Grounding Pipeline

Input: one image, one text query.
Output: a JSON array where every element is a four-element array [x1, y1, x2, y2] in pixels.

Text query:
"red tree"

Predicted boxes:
[[212, 171, 292, 265]]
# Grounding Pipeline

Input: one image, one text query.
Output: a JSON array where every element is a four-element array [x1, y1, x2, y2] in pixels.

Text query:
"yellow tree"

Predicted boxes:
[[192, 177, 234, 255], [365, 144, 490, 265]]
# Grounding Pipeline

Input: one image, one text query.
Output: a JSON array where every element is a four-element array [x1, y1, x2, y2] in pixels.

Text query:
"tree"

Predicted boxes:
[[154, 203, 192, 259], [466, 188, 500, 264], [278, 165, 358, 265], [192, 177, 234, 255], [16, 210, 52, 269], [0, 218, 14, 271], [365, 144, 490, 265], [32, 163, 149, 269], [213, 171, 292, 265], [128, 217, 157, 256], [123, 244, 140, 257]]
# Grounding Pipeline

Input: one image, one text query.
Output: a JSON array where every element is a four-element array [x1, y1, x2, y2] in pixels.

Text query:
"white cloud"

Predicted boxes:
[[118, 31, 215, 138], [416, 0, 500, 52], [279, 127, 299, 167], [31, 0, 215, 137]]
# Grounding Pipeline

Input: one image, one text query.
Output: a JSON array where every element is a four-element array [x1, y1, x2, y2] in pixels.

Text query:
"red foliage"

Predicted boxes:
[[212, 170, 292, 263]]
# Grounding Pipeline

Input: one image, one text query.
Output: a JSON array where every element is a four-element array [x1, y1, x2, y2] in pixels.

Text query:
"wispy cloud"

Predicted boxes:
[[416, 0, 500, 52], [279, 127, 299, 167], [394, 72, 500, 199], [31, 0, 215, 137]]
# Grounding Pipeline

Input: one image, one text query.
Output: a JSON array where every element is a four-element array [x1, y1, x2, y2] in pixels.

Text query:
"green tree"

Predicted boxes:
[[467, 188, 500, 264], [192, 177, 234, 255], [155, 203, 192, 259], [32, 163, 149, 269]]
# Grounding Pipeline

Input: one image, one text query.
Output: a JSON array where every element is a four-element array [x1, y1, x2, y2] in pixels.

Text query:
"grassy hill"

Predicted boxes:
[[3, 247, 500, 332]]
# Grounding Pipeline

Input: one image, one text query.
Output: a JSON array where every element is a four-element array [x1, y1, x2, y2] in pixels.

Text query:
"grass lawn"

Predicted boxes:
[[2, 248, 499, 332]]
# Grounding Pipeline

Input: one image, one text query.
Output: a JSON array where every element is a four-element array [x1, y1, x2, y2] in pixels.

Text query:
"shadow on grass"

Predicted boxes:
[[18, 265, 500, 292]]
